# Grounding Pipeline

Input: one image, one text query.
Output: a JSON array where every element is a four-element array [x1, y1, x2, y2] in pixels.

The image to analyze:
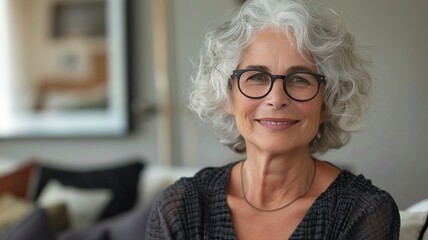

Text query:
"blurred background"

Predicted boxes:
[[0, 0, 427, 210]]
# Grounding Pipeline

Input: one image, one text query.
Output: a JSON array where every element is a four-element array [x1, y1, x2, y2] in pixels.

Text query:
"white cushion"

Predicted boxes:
[[37, 180, 112, 229], [138, 164, 200, 208], [400, 211, 428, 240], [407, 199, 428, 212]]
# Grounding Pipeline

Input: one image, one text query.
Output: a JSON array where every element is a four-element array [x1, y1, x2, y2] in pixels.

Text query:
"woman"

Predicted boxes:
[[146, 0, 400, 239]]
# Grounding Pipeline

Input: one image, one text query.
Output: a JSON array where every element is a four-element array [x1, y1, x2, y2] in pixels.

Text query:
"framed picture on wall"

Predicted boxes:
[[0, 0, 130, 137], [52, 1, 106, 38]]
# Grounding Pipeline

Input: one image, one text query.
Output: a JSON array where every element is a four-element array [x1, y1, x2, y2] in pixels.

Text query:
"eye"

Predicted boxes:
[[286, 73, 316, 87], [242, 71, 270, 85]]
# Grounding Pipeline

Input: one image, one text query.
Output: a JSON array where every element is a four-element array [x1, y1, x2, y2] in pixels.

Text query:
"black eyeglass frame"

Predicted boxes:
[[232, 69, 326, 102]]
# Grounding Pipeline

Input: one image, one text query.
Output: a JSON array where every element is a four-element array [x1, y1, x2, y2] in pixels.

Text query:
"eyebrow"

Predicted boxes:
[[243, 65, 316, 74], [244, 65, 270, 72], [287, 65, 316, 73]]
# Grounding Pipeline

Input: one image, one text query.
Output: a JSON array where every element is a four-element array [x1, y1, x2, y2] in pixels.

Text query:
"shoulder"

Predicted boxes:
[[334, 171, 396, 208], [152, 162, 236, 211], [330, 171, 400, 229], [145, 162, 236, 238], [190, 162, 236, 190], [329, 171, 401, 238]]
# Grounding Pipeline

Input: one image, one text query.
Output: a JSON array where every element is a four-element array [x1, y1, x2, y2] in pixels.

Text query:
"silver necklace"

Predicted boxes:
[[240, 159, 317, 212]]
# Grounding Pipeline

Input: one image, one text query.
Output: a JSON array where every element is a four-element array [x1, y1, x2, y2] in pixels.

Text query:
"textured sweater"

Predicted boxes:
[[146, 162, 400, 239]]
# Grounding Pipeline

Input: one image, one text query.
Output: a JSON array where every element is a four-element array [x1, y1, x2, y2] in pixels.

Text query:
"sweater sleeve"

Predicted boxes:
[[145, 181, 188, 240], [145, 202, 173, 240], [144, 165, 233, 240], [342, 192, 401, 240]]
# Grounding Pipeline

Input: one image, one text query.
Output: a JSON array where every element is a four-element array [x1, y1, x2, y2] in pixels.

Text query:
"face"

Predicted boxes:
[[228, 29, 326, 156]]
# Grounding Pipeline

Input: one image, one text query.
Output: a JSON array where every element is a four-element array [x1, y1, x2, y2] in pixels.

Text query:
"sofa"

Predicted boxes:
[[0, 157, 200, 240], [0, 157, 427, 239]]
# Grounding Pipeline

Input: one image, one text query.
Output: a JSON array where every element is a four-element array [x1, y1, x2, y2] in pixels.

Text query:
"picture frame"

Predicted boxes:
[[0, 0, 130, 137]]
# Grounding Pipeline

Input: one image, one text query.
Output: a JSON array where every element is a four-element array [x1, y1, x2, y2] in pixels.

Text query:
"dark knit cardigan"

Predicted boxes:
[[146, 162, 400, 239]]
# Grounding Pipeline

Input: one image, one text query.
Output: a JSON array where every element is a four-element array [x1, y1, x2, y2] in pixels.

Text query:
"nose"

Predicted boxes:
[[266, 78, 290, 109]]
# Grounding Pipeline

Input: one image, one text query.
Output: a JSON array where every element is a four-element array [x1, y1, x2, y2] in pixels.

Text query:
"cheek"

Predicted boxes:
[[234, 102, 257, 130], [234, 113, 250, 135], [307, 96, 325, 122], [300, 102, 325, 131], [231, 85, 253, 114], [230, 98, 259, 134]]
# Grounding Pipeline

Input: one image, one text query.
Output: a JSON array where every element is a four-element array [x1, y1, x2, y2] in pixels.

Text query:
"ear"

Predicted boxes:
[[223, 101, 234, 115], [224, 78, 235, 115], [319, 105, 328, 124]]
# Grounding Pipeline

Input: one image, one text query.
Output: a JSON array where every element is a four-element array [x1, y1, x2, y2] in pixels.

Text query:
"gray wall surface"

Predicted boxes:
[[320, 0, 428, 210], [0, 0, 427, 209]]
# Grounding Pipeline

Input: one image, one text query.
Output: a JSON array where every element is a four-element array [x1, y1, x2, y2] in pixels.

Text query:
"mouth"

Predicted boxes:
[[255, 118, 300, 129]]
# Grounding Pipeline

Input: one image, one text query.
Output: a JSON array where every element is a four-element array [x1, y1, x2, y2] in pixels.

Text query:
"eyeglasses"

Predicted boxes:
[[232, 69, 326, 102]]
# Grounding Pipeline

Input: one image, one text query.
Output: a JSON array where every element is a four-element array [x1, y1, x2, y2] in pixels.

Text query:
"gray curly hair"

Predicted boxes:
[[189, 0, 371, 154]]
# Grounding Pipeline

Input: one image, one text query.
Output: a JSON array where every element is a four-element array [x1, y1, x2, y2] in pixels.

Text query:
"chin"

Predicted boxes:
[[251, 140, 304, 155]]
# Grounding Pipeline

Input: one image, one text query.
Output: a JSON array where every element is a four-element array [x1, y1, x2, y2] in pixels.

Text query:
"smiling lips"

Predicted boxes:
[[256, 118, 299, 130]]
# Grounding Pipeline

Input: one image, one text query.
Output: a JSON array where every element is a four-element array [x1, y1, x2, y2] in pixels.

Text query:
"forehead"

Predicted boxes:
[[238, 29, 315, 72]]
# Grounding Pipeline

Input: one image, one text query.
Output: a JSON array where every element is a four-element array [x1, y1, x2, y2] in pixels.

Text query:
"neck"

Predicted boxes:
[[241, 153, 316, 211]]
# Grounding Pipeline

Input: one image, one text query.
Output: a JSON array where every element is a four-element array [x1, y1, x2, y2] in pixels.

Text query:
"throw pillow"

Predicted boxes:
[[43, 202, 70, 232], [33, 160, 144, 220], [0, 161, 38, 199], [38, 180, 112, 229], [0, 193, 34, 230]]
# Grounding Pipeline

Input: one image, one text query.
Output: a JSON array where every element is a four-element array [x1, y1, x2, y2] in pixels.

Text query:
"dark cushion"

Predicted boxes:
[[58, 196, 156, 240], [58, 226, 110, 240], [0, 208, 55, 240], [33, 160, 144, 220], [107, 199, 154, 240]]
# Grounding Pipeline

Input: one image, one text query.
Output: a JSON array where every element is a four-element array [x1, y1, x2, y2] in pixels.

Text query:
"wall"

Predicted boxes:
[[165, 0, 242, 167], [319, 0, 428, 210], [0, 0, 427, 209]]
